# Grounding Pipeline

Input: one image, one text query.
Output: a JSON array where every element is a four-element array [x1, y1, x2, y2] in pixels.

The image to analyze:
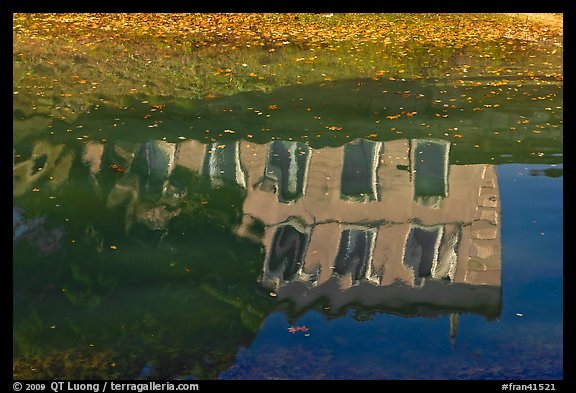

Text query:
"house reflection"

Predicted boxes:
[[15, 136, 501, 321], [234, 137, 502, 320]]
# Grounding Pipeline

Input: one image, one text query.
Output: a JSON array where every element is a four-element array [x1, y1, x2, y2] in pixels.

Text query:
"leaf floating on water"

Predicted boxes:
[[287, 325, 310, 334], [326, 125, 342, 131], [110, 164, 125, 173], [110, 245, 118, 250], [32, 188, 40, 192], [268, 104, 278, 110], [224, 129, 235, 134]]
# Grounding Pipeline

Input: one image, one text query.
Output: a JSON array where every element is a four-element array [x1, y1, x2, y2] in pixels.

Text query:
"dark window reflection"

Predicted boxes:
[[265, 141, 310, 203], [412, 140, 449, 207], [130, 141, 176, 198], [341, 139, 381, 202], [267, 224, 309, 281], [403, 225, 441, 285], [403, 224, 461, 285], [334, 228, 375, 282], [434, 224, 461, 281], [203, 141, 246, 187]]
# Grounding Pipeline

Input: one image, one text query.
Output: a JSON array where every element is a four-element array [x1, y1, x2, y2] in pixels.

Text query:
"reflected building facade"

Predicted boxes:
[[15, 136, 501, 320], [233, 138, 502, 319]]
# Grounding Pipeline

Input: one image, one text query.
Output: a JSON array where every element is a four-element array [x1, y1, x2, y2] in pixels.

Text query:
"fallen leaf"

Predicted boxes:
[[110, 164, 125, 173]]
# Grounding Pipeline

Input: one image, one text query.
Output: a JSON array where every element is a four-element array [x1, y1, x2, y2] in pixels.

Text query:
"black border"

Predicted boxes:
[[8, 2, 571, 388]]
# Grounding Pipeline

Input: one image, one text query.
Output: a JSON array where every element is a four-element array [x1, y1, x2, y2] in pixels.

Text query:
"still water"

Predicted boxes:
[[13, 75, 562, 379]]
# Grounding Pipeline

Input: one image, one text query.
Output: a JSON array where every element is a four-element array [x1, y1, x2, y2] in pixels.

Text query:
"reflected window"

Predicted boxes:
[[403, 224, 460, 285], [131, 140, 176, 197], [264, 141, 311, 203], [403, 225, 441, 285], [334, 228, 376, 283], [267, 224, 309, 282], [341, 139, 382, 202], [203, 141, 246, 188], [434, 224, 460, 281], [411, 139, 450, 208]]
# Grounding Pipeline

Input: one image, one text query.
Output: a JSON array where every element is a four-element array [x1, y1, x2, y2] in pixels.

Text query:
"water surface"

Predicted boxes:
[[13, 60, 562, 380]]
